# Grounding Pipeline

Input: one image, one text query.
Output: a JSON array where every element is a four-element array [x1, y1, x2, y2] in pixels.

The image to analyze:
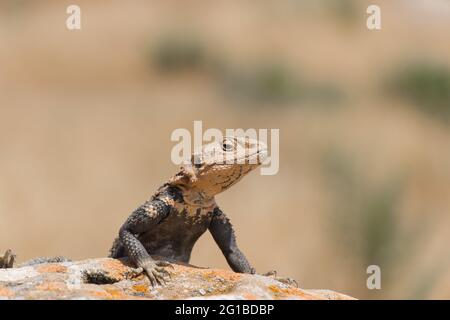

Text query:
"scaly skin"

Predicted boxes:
[[1, 136, 296, 287], [109, 136, 267, 286]]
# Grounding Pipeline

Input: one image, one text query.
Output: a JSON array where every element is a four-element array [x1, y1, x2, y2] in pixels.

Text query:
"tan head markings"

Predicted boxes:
[[169, 136, 267, 205]]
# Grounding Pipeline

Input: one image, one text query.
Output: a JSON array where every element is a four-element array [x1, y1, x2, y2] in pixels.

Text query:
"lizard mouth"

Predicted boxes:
[[235, 148, 268, 165]]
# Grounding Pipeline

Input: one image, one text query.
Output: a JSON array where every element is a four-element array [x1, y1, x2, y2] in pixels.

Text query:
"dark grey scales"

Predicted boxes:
[[1, 137, 296, 287]]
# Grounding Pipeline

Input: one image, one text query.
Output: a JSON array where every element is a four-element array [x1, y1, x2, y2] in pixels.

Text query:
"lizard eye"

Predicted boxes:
[[222, 142, 233, 152]]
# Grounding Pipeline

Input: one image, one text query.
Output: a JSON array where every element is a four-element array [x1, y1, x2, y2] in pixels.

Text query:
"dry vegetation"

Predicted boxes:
[[0, 0, 449, 299]]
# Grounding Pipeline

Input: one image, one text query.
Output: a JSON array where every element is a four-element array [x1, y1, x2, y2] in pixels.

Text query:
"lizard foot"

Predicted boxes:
[[263, 270, 299, 287], [0, 249, 16, 269], [136, 259, 173, 287]]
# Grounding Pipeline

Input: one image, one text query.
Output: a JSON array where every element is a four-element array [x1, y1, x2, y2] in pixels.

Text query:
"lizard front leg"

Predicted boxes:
[[209, 208, 298, 287], [209, 207, 255, 274], [119, 199, 173, 286]]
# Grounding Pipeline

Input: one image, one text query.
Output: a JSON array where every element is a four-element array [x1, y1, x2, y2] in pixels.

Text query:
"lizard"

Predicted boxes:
[[1, 136, 295, 287], [107, 136, 269, 286]]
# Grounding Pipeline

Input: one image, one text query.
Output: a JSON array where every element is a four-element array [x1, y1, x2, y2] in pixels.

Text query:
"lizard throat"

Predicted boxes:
[[177, 185, 216, 208]]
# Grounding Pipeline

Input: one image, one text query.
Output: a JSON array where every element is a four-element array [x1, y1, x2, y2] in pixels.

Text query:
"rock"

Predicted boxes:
[[0, 258, 355, 300]]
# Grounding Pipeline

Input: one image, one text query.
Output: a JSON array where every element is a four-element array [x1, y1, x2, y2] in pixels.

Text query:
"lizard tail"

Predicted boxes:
[[19, 256, 72, 267]]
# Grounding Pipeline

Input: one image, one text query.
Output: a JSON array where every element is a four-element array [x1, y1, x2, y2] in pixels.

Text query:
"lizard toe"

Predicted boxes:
[[262, 270, 277, 277], [263, 270, 298, 287], [276, 277, 299, 287]]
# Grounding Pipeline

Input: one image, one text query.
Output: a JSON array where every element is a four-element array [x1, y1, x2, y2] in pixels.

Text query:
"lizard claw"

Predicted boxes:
[[127, 267, 144, 278], [277, 277, 299, 287], [0, 249, 16, 269], [263, 270, 299, 287], [263, 270, 277, 277], [138, 259, 173, 287]]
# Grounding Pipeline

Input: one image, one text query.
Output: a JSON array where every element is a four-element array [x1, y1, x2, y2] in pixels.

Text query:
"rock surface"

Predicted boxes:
[[0, 258, 355, 300]]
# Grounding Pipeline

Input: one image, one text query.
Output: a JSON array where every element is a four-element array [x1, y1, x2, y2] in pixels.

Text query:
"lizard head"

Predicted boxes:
[[169, 136, 267, 204]]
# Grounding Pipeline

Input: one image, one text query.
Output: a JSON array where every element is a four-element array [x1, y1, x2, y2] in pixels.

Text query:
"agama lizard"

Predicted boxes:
[[1, 136, 295, 287], [108, 136, 267, 286]]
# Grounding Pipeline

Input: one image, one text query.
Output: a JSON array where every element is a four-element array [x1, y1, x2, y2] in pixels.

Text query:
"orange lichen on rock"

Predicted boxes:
[[0, 258, 355, 300], [99, 259, 131, 280], [0, 287, 14, 297], [132, 284, 149, 293], [37, 264, 68, 274], [36, 282, 67, 292], [201, 268, 243, 283], [268, 284, 322, 300], [86, 290, 114, 299], [104, 286, 129, 299], [242, 293, 259, 300]]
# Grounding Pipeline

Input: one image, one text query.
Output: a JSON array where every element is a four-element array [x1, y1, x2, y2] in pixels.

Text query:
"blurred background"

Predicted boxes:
[[0, 0, 449, 299]]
